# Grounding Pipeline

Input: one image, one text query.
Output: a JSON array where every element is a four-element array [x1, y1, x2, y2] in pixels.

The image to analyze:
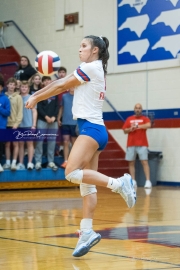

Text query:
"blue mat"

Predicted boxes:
[[0, 156, 65, 182]]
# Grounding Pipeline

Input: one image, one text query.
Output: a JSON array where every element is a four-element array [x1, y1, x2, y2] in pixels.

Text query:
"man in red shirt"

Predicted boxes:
[[122, 103, 152, 188]]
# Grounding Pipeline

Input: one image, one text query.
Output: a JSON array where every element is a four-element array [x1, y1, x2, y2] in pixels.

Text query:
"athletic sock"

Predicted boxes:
[[80, 218, 93, 232], [107, 177, 122, 190], [6, 160, 10, 165], [12, 159, 17, 165]]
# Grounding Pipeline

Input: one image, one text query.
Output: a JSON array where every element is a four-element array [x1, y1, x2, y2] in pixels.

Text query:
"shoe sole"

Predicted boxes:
[[72, 234, 101, 257]]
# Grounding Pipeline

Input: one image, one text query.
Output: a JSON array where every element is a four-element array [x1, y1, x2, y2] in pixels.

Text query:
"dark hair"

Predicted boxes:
[[58, 66, 67, 73], [0, 80, 4, 88], [42, 76, 51, 82], [84, 35, 110, 75], [17, 55, 32, 70]]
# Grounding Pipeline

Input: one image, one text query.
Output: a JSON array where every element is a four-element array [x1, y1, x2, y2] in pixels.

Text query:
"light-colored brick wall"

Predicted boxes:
[[0, 0, 180, 183]]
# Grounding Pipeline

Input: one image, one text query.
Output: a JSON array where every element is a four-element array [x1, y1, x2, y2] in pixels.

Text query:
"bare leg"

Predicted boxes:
[[18, 142, 25, 164], [63, 135, 70, 161], [82, 151, 100, 219], [128, 160, 135, 180], [12, 142, 19, 160], [5, 142, 11, 160], [27, 141, 34, 163], [141, 160, 150, 180]]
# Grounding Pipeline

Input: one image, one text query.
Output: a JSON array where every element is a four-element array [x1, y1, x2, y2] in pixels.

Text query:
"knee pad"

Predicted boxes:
[[66, 169, 83, 184], [80, 183, 97, 197]]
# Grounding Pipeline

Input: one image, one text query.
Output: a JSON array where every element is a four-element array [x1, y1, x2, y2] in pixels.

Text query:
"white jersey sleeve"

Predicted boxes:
[[74, 62, 97, 84]]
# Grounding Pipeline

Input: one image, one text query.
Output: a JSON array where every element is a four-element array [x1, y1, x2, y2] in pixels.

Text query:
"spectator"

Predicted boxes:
[[16, 80, 21, 93], [57, 88, 77, 168], [0, 80, 11, 172], [29, 73, 41, 95], [3, 78, 23, 170], [17, 81, 37, 170], [0, 73, 7, 93], [55, 67, 67, 156], [34, 76, 59, 171], [122, 103, 152, 188], [14, 56, 37, 81]]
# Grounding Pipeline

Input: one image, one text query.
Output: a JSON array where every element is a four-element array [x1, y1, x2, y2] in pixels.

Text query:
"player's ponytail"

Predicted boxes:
[[85, 35, 110, 75]]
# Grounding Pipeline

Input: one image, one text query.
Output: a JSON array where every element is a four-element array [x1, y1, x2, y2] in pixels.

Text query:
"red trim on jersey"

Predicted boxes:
[[77, 68, 90, 81]]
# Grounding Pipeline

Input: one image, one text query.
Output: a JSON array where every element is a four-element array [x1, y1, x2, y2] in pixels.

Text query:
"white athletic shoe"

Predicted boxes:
[[112, 173, 136, 208], [17, 163, 25, 170], [11, 163, 17, 171], [27, 162, 34, 170], [144, 180, 152, 189], [35, 162, 42, 170], [72, 230, 101, 257], [132, 179, 137, 188], [0, 164, 4, 172], [3, 163, 11, 170], [144, 188, 152, 196], [47, 162, 58, 171]]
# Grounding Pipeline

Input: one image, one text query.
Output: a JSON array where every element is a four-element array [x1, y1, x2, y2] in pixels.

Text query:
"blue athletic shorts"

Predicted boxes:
[[77, 118, 108, 151]]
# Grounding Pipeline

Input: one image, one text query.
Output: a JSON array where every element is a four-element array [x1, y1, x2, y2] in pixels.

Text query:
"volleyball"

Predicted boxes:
[[35, 50, 61, 76]]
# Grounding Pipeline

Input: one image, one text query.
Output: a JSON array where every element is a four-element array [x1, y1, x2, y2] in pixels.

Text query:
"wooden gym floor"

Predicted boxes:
[[0, 185, 180, 270]]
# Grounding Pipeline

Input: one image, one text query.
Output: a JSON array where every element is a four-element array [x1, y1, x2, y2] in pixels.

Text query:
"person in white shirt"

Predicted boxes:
[[25, 35, 136, 257]]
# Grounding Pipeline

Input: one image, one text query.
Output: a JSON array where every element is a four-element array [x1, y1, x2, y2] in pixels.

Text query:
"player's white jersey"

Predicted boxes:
[[73, 60, 106, 125]]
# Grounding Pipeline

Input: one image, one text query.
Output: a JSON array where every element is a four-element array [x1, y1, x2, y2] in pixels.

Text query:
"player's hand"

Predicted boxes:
[[25, 96, 37, 109]]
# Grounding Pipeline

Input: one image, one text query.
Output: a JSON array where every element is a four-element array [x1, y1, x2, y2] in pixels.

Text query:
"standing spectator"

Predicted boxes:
[[29, 73, 42, 95], [57, 88, 77, 168], [122, 103, 152, 188], [17, 81, 37, 170], [55, 67, 67, 156], [16, 80, 21, 93], [14, 56, 37, 81], [34, 76, 59, 171], [0, 80, 11, 172], [3, 78, 23, 170]]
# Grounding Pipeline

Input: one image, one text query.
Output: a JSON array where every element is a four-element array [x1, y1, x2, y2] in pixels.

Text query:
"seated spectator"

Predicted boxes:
[[0, 79, 11, 172], [34, 76, 59, 171], [3, 78, 23, 170], [17, 81, 37, 170], [14, 56, 37, 81], [29, 73, 42, 95], [57, 88, 77, 168]]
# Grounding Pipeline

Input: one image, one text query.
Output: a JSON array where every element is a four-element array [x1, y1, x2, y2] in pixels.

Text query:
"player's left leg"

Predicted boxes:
[[72, 150, 101, 257]]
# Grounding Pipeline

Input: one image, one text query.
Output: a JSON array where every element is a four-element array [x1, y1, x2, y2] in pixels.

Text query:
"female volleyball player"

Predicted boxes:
[[25, 35, 136, 257]]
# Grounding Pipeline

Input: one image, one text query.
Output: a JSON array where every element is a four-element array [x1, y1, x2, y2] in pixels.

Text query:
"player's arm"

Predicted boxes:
[[25, 74, 81, 109]]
